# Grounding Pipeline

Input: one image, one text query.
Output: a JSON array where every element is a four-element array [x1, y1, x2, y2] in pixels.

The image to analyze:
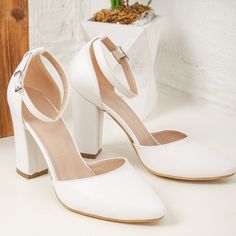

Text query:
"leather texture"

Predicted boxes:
[[69, 35, 138, 107], [8, 49, 69, 124], [134, 137, 236, 179], [8, 47, 166, 221], [92, 39, 137, 98], [69, 39, 103, 109], [69, 34, 236, 180], [54, 159, 166, 221], [70, 89, 104, 155]]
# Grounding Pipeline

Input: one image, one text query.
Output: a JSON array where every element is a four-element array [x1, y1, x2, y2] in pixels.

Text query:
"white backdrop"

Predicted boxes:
[[29, 0, 236, 116], [155, 0, 236, 116]]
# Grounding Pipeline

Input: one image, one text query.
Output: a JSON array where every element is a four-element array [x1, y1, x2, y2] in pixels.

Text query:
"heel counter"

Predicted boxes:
[[69, 42, 102, 109]]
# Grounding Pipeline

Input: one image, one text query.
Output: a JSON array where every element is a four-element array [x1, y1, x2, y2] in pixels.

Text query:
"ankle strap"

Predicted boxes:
[[92, 35, 138, 98], [13, 48, 69, 122]]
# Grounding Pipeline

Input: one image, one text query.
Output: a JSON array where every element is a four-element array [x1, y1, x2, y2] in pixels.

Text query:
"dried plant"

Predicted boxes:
[[95, 1, 153, 24]]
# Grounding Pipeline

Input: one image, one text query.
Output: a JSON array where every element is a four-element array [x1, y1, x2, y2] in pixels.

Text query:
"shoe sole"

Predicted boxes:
[[81, 148, 102, 159], [16, 169, 164, 223], [56, 193, 164, 223], [17, 168, 48, 179]]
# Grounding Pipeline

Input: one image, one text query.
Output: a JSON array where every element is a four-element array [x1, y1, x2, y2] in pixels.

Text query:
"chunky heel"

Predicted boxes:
[[71, 89, 103, 159], [12, 117, 48, 179]]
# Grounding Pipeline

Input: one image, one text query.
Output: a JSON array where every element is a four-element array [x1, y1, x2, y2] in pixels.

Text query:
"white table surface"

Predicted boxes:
[[0, 93, 236, 236]]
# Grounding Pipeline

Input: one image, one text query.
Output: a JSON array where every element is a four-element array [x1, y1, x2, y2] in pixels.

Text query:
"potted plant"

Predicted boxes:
[[81, 1, 162, 120]]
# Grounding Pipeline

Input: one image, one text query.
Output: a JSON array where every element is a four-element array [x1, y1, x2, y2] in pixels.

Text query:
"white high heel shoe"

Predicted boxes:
[[7, 48, 166, 222], [69, 35, 236, 181]]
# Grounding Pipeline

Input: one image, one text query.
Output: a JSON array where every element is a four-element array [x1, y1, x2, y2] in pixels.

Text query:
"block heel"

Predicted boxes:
[[11, 115, 48, 179], [71, 89, 103, 159]]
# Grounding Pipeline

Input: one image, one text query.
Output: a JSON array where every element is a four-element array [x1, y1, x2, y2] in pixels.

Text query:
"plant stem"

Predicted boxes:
[[111, 0, 116, 10], [111, 0, 124, 10], [147, 0, 152, 6]]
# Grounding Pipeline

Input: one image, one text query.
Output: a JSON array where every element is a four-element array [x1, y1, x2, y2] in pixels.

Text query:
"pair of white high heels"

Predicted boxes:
[[8, 35, 236, 223]]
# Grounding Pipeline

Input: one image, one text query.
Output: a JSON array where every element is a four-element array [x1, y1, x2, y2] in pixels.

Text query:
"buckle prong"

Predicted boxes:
[[14, 70, 22, 78]]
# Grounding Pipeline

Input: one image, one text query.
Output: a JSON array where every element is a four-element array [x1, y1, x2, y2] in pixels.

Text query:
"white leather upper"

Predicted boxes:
[[69, 38, 103, 109], [69, 35, 236, 180], [8, 48, 70, 125], [8, 46, 166, 221], [134, 137, 236, 179], [92, 39, 137, 98], [54, 159, 166, 220], [69, 35, 138, 109]]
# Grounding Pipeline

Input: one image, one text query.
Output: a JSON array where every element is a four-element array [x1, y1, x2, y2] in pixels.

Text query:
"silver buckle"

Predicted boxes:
[[112, 46, 129, 63], [14, 70, 24, 93], [13, 51, 33, 93]]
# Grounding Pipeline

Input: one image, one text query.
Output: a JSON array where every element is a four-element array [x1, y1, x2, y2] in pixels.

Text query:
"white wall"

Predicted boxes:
[[153, 0, 236, 115], [28, 0, 109, 69], [29, 0, 236, 115], [29, 0, 84, 69]]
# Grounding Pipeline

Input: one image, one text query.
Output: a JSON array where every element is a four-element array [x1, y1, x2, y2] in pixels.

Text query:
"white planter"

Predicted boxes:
[[81, 16, 162, 120]]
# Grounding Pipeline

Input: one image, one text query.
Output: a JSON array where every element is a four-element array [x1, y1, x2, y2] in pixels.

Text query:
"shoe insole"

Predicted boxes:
[[23, 87, 96, 180]]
